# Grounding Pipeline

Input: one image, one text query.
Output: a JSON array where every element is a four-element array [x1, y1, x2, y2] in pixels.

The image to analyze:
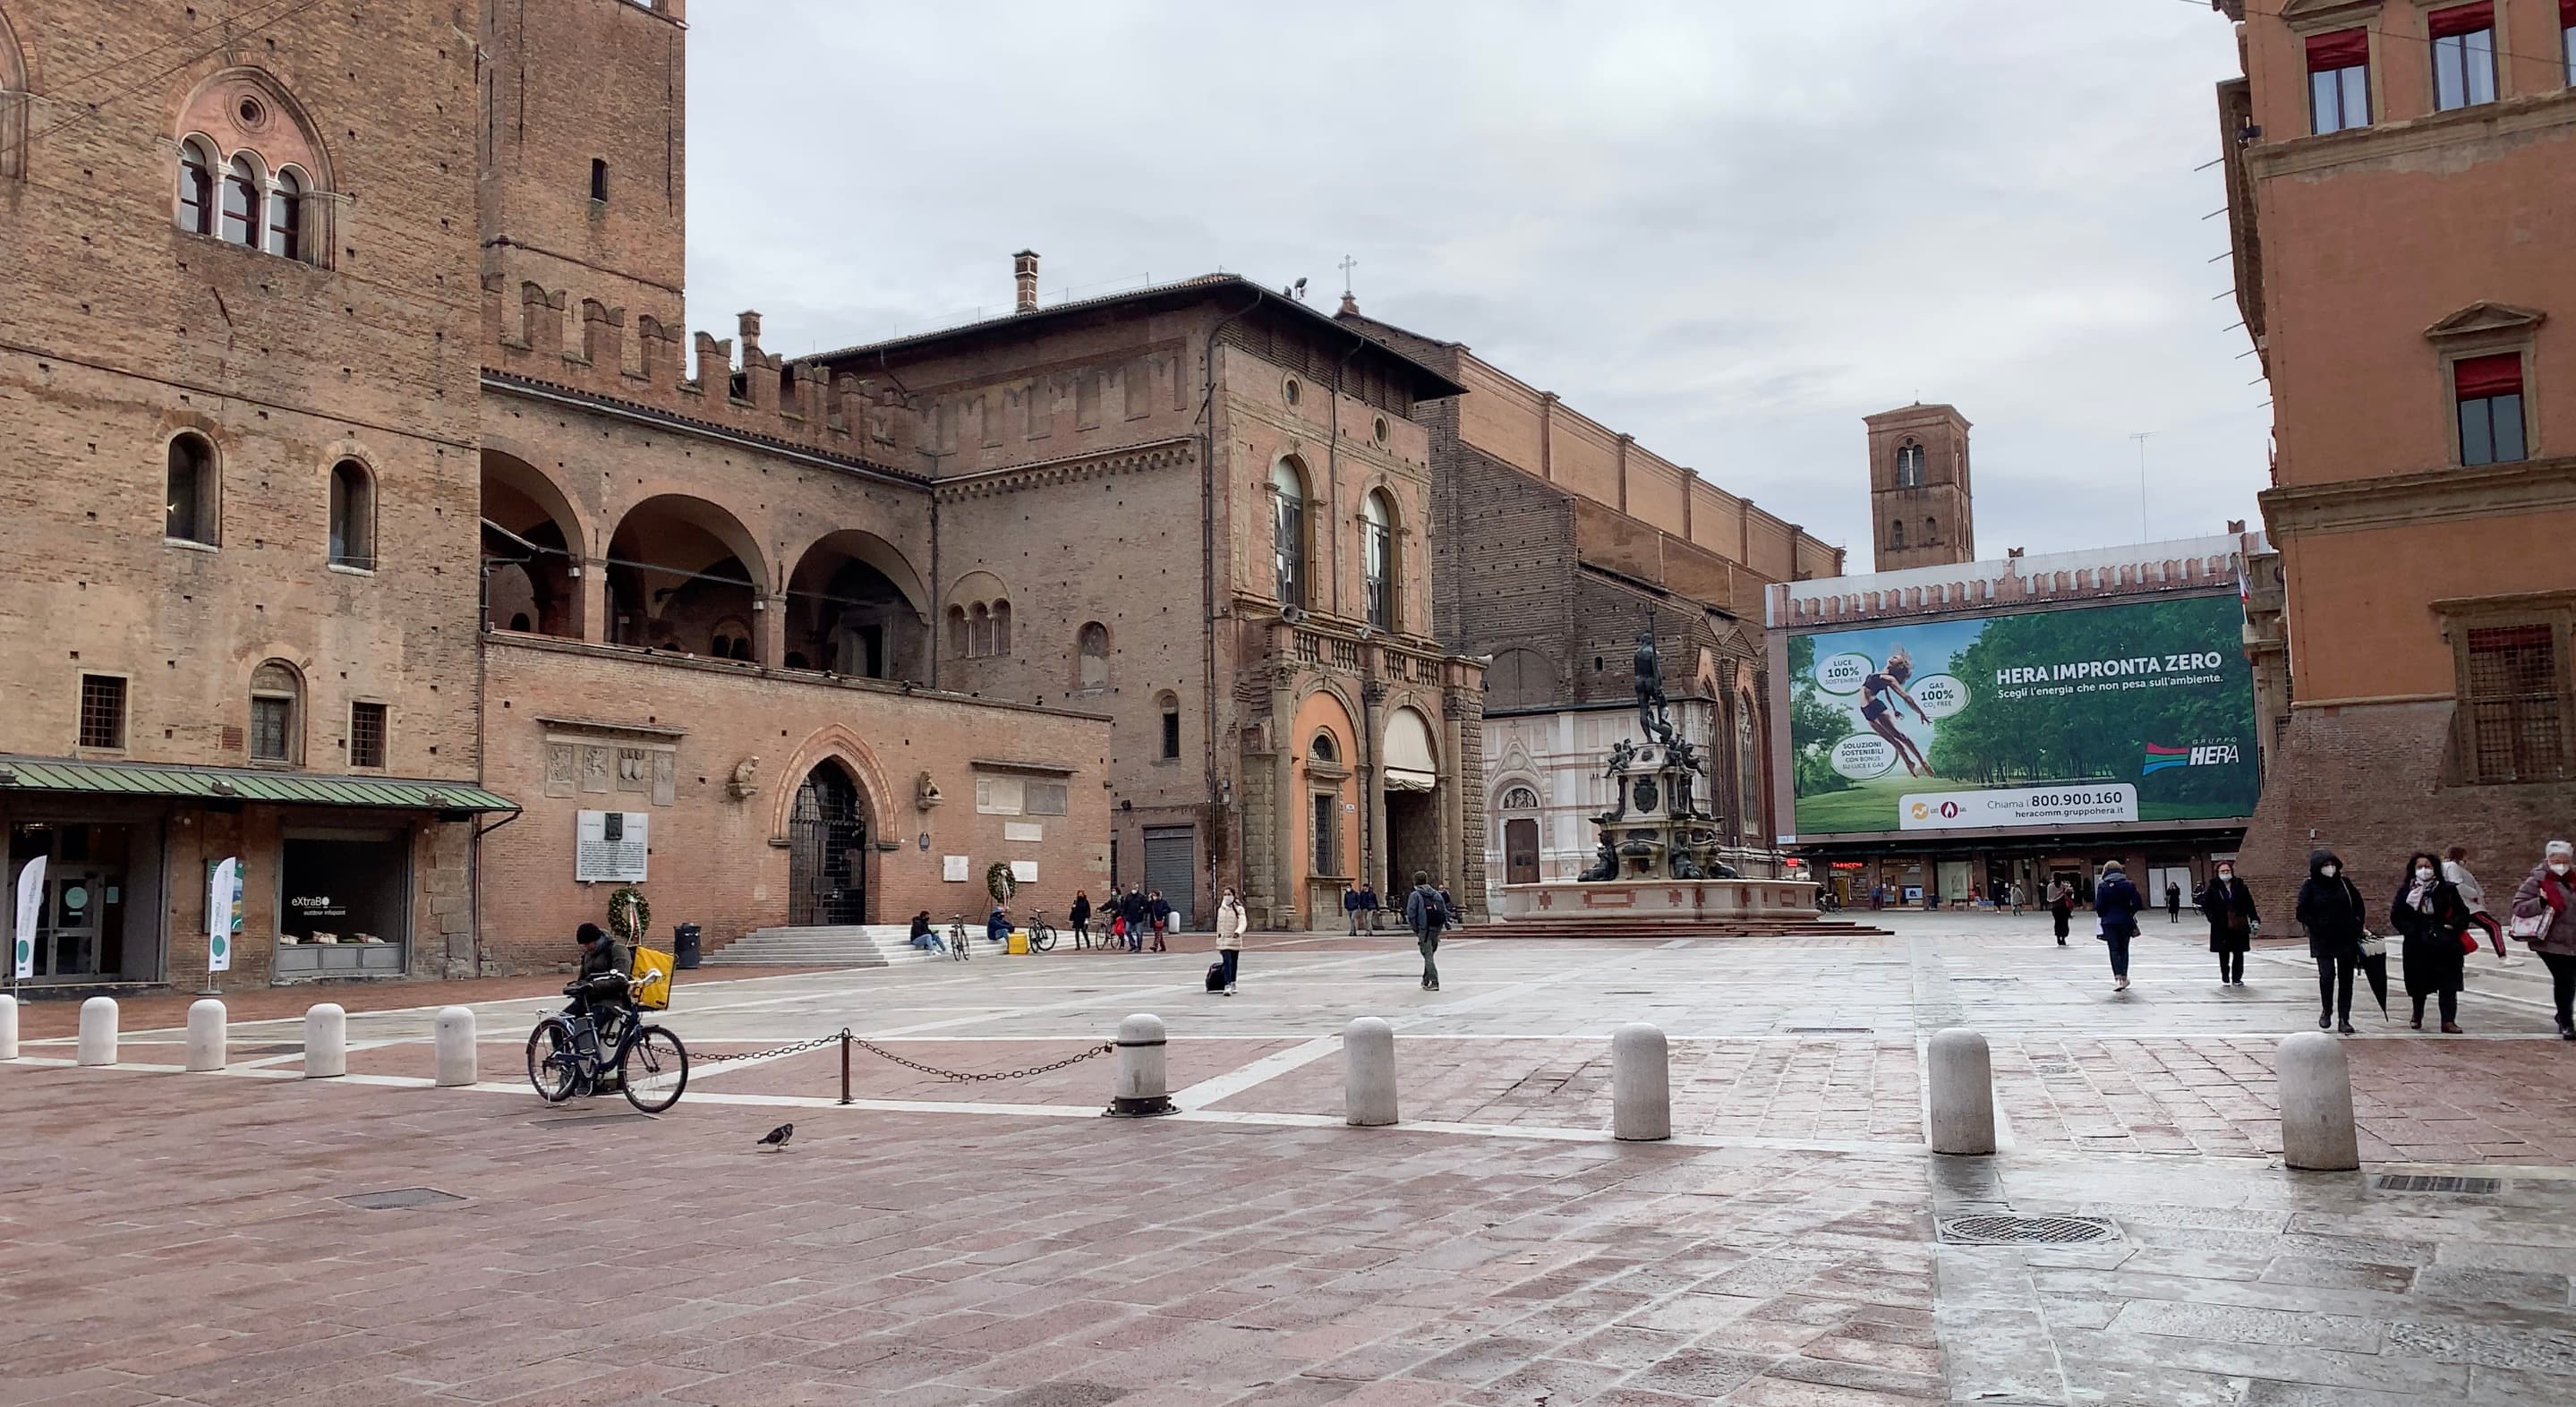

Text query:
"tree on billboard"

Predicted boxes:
[[1786, 635, 1853, 797], [1924, 597, 2256, 806]]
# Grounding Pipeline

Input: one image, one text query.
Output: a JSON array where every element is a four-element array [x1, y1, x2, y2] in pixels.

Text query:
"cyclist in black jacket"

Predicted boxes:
[[565, 922, 635, 1045]]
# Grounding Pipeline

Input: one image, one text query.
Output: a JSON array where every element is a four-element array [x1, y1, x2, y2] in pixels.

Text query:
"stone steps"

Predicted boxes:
[[701, 925, 944, 968]]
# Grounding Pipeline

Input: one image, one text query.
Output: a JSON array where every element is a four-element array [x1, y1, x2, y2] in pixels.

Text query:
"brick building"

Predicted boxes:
[[1335, 302, 1844, 908], [0, 0, 1498, 989], [1866, 403, 1975, 570], [2210, 0, 2576, 916], [0, 0, 1117, 989]]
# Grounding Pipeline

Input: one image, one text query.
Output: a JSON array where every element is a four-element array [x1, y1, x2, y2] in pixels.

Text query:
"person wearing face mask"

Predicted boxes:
[[2198, 861, 2259, 986], [2294, 848, 2367, 1035], [1212, 887, 1247, 995], [2390, 850, 2475, 1033], [2509, 840, 2576, 1039]]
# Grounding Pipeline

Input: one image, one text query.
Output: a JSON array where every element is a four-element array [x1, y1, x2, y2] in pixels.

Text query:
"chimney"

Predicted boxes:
[[1013, 251, 1040, 313]]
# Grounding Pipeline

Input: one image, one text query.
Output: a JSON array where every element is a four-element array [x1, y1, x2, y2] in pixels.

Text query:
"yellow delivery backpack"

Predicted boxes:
[[629, 945, 674, 1011]]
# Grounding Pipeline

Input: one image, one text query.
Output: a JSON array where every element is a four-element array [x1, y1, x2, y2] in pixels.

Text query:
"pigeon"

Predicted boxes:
[[756, 1122, 795, 1151]]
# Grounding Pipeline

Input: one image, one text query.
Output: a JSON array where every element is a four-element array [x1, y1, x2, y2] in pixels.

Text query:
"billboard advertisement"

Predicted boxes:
[[1784, 593, 2258, 839]]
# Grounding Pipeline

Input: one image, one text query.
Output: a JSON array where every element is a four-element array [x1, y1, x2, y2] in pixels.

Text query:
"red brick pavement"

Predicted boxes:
[[0, 1063, 1945, 1405]]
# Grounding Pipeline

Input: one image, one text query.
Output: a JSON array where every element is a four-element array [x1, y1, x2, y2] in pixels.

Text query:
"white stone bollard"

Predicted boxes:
[[2279, 1030, 2359, 1172], [1105, 1012, 1174, 1117], [76, 996, 116, 1066], [0, 993, 17, 1061], [1927, 1028, 1997, 1156], [433, 1006, 477, 1087], [185, 999, 227, 1072], [1344, 1017, 1398, 1127], [1611, 1022, 1672, 1142], [303, 1002, 347, 1079]]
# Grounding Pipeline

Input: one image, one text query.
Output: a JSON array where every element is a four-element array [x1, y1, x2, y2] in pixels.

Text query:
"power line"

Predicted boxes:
[[35, 0, 314, 98], [22, 0, 338, 153]]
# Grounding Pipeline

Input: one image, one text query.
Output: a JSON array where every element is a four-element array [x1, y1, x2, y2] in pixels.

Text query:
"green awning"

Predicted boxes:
[[0, 755, 517, 813]]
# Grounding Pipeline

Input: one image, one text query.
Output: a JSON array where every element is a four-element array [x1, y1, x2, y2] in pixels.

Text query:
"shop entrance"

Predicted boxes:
[[788, 763, 869, 925], [7, 822, 135, 983]]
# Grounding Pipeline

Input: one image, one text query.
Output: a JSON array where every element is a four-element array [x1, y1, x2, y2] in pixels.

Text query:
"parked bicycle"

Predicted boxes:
[[946, 916, 971, 961], [526, 991, 690, 1113]]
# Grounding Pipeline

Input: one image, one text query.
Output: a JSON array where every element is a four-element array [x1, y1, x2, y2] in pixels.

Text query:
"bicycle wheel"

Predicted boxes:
[[1031, 921, 1056, 952], [526, 1019, 583, 1103], [619, 1025, 690, 1113]]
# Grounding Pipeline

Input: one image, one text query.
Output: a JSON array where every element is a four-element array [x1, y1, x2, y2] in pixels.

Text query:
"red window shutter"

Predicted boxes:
[[2307, 29, 2370, 70], [2428, 3, 2495, 38], [2564, 0, 2575, 24], [2455, 353, 2524, 400]]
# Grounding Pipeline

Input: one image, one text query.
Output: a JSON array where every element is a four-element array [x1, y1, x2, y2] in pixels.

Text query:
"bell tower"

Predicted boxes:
[[1865, 404, 1975, 569], [479, 0, 688, 337]]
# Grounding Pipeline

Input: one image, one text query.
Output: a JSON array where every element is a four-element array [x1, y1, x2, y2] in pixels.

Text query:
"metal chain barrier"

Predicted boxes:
[[691, 1028, 1116, 1105]]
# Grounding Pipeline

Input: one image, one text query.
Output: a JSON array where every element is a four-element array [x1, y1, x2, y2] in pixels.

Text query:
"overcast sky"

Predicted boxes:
[[686, 1, 2265, 574]]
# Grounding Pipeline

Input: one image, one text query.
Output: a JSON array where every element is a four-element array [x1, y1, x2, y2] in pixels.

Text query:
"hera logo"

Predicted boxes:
[[2143, 742, 2239, 775]]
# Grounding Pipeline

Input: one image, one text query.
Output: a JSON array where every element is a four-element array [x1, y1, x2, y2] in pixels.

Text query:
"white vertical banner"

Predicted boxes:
[[207, 857, 242, 973], [13, 856, 45, 980]]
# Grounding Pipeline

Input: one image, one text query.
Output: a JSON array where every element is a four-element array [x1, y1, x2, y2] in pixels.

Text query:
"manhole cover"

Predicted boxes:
[[2376, 1174, 2502, 1195], [338, 1188, 466, 1210], [1938, 1215, 2119, 1246]]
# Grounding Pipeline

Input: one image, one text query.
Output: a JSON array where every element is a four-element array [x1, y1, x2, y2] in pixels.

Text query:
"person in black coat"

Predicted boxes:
[[2389, 850, 2475, 1033], [1069, 891, 1094, 949], [2094, 861, 2146, 991], [2198, 862, 2259, 986], [1121, 888, 1149, 952], [2294, 848, 2367, 1035]]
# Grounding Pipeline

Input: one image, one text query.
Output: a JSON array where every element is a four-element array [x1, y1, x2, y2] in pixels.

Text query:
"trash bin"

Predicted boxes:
[[673, 922, 703, 970]]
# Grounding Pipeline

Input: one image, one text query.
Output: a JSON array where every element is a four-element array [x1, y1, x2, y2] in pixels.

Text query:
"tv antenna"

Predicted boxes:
[[2128, 431, 2154, 541]]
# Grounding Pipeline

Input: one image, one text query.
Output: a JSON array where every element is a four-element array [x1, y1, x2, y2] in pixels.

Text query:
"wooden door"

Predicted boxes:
[[1505, 819, 1540, 885]]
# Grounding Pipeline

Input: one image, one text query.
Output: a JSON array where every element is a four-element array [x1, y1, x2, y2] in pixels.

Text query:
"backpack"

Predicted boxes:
[[1416, 886, 1448, 932]]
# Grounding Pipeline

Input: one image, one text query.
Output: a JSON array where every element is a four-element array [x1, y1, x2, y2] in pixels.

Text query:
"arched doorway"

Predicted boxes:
[[1383, 705, 1441, 892], [788, 762, 869, 925], [784, 530, 929, 678]]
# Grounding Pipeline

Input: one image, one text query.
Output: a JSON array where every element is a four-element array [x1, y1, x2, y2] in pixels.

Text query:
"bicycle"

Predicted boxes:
[[526, 989, 691, 1113], [1026, 910, 1058, 952], [946, 916, 971, 961]]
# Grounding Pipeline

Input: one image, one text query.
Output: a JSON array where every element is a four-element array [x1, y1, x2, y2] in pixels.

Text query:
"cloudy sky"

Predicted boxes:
[[687, 1, 2266, 573]]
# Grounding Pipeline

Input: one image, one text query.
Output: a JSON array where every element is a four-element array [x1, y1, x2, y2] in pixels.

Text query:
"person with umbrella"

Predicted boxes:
[[2198, 860, 2258, 986], [2390, 850, 2476, 1034], [2295, 848, 2368, 1035]]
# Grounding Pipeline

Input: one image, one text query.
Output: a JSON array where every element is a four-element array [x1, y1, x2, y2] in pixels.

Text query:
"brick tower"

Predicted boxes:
[[479, 0, 688, 337], [1865, 403, 1974, 569]]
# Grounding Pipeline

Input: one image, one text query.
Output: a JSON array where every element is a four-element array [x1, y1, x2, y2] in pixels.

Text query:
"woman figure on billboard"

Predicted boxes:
[[1858, 649, 1933, 776]]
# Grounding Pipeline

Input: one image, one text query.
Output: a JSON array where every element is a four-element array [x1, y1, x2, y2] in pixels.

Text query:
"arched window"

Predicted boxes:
[[220, 153, 260, 246], [177, 138, 217, 234], [268, 166, 304, 260], [1737, 697, 1762, 831], [328, 459, 374, 568], [1923, 516, 1938, 544], [1270, 459, 1308, 607], [166, 433, 218, 545], [1501, 786, 1540, 811], [1310, 731, 1338, 763], [1895, 441, 1925, 488], [969, 603, 991, 657], [1157, 691, 1181, 760], [248, 660, 302, 763], [1889, 519, 1905, 550], [1361, 490, 1394, 630], [947, 606, 968, 656], [991, 599, 1011, 654], [1076, 621, 1109, 688]]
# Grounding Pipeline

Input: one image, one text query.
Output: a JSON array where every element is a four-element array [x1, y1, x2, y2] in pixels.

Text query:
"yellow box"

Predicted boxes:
[[630, 945, 674, 1010], [1005, 931, 1030, 956]]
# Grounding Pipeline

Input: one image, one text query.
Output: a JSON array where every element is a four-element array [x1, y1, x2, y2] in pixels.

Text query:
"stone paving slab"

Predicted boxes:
[[0, 1064, 1942, 1406]]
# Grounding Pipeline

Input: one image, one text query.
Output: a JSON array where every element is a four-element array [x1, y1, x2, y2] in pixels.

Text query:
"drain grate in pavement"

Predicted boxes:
[[236, 1044, 303, 1055], [338, 1187, 466, 1210], [2031, 1062, 2078, 1075], [2376, 1174, 2502, 1195], [1786, 1027, 1872, 1035], [1938, 1215, 2119, 1246]]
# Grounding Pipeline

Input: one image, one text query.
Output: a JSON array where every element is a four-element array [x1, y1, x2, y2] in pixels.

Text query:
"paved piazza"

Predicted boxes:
[[11, 912, 2576, 1404]]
